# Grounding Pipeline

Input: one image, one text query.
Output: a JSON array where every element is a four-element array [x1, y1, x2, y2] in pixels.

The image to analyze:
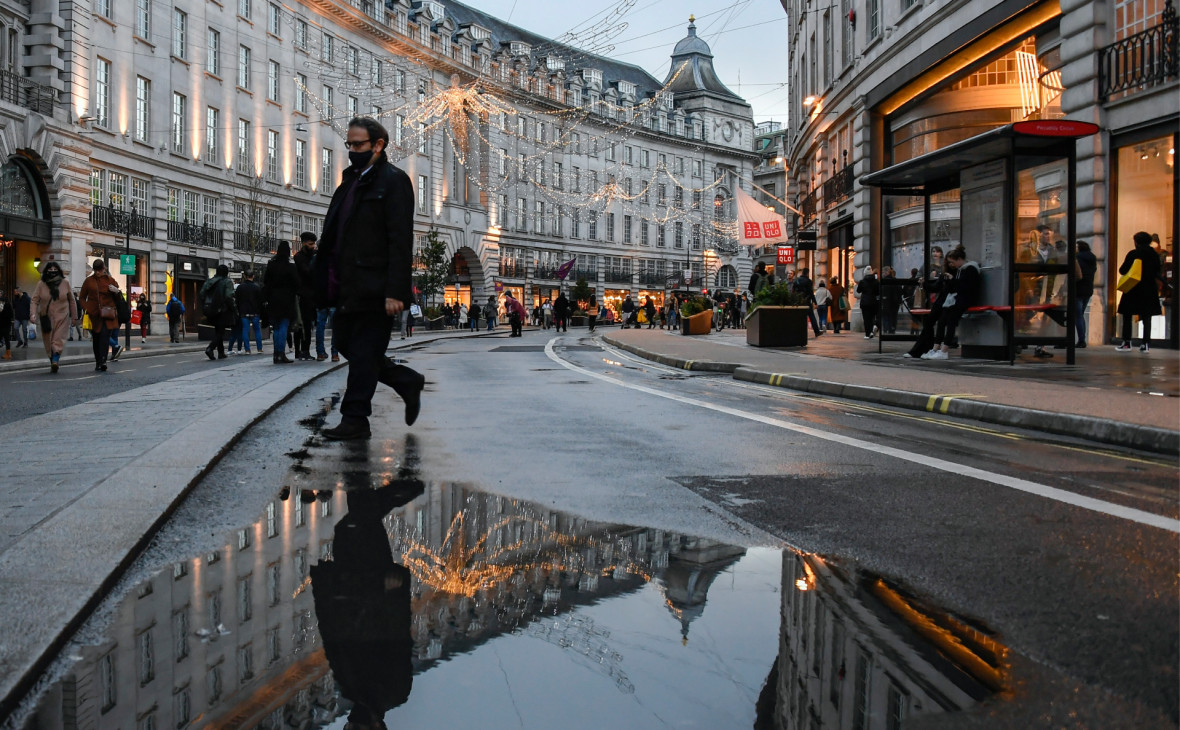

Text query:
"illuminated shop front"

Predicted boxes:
[[0, 158, 52, 297]]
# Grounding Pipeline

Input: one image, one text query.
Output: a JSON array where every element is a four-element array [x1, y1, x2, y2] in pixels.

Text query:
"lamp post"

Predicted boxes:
[[111, 194, 136, 350]]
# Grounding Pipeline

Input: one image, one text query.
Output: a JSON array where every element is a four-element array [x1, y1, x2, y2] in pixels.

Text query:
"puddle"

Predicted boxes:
[[19, 440, 1008, 730]]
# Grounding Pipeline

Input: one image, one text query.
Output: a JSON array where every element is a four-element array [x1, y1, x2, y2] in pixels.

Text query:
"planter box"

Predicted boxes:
[[570, 316, 588, 327], [746, 306, 810, 347], [680, 309, 713, 336], [425, 316, 446, 330]]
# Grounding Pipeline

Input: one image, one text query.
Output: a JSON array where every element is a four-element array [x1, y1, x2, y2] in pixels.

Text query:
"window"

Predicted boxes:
[[133, 76, 149, 141], [625, 146, 633, 165], [108, 173, 126, 208], [237, 574, 253, 622], [171, 93, 186, 153], [347, 46, 359, 76], [868, 0, 881, 40], [841, 0, 853, 67], [515, 197, 526, 229], [205, 107, 219, 164], [588, 210, 598, 240], [553, 161, 563, 189], [174, 687, 191, 728], [268, 3, 281, 35], [640, 219, 649, 246], [95, 0, 112, 19], [640, 149, 650, 168], [321, 148, 334, 188], [295, 74, 307, 113], [321, 85, 333, 121], [237, 644, 254, 683], [395, 115, 405, 145], [623, 215, 633, 244], [674, 222, 684, 249], [135, 0, 151, 38], [693, 159, 703, 177], [823, 12, 833, 88], [295, 19, 308, 50], [347, 95, 358, 118], [419, 175, 429, 213], [321, 33, 333, 63], [692, 223, 702, 249], [571, 210, 580, 238], [206, 665, 222, 703], [172, 608, 190, 661], [132, 178, 150, 215], [534, 200, 544, 233], [295, 139, 306, 187], [417, 122, 427, 154], [172, 10, 187, 59], [237, 119, 250, 174], [238, 46, 251, 88], [267, 61, 279, 101], [206, 29, 220, 75], [396, 69, 406, 94], [100, 652, 117, 710], [605, 212, 616, 242], [92, 58, 112, 129], [239, 0, 252, 19], [572, 166, 581, 193], [202, 195, 216, 227], [498, 194, 508, 227], [657, 224, 666, 247], [606, 144, 617, 162], [266, 130, 279, 181], [266, 562, 280, 604], [138, 629, 155, 685]]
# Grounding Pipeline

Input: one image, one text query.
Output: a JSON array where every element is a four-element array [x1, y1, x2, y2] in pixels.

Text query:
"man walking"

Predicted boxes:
[[199, 264, 236, 360], [235, 269, 264, 353], [294, 231, 319, 360], [314, 117, 424, 440], [792, 267, 823, 337], [12, 286, 30, 347]]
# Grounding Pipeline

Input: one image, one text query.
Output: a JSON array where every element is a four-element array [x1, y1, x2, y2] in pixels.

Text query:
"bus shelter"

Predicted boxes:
[[862, 120, 1100, 365]]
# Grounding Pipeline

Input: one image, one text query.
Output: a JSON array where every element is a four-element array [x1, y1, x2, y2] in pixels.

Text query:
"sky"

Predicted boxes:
[[472, 0, 789, 124]]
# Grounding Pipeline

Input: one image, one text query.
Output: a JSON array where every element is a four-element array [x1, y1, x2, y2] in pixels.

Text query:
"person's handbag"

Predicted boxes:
[[409, 303, 422, 318], [1116, 259, 1142, 293], [837, 295, 849, 311]]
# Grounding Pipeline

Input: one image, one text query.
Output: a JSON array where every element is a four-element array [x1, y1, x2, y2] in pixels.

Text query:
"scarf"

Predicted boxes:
[[42, 268, 63, 299]]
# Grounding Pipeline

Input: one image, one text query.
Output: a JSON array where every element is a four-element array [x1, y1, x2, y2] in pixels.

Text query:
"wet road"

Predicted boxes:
[[11, 330, 1178, 729]]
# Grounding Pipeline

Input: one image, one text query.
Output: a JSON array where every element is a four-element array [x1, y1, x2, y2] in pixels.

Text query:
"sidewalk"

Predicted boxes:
[[0, 328, 498, 721], [1, 333, 206, 373], [603, 326, 1180, 455]]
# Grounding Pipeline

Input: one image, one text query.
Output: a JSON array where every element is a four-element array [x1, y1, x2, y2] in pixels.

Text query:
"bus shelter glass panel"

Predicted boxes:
[[1013, 157, 1071, 343]]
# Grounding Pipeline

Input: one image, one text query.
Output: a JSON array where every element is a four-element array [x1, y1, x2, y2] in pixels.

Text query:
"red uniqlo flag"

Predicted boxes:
[[777, 246, 795, 265], [744, 222, 763, 239], [763, 220, 781, 238]]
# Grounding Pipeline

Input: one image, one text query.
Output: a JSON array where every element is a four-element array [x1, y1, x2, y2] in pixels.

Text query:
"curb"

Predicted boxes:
[[0, 343, 208, 373], [601, 336, 1179, 456]]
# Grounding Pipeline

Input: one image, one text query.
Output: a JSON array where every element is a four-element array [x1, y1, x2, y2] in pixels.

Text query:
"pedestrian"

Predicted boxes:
[[814, 280, 831, 333], [792, 267, 822, 337], [0, 289, 11, 359], [1074, 240, 1097, 348], [69, 290, 84, 341], [880, 266, 902, 334], [505, 292, 526, 336], [906, 268, 922, 334], [621, 295, 635, 329], [458, 303, 468, 330], [738, 292, 749, 328], [11, 285, 30, 348], [30, 261, 77, 373], [828, 276, 848, 333], [135, 293, 152, 343], [199, 264, 236, 360], [486, 295, 498, 330], [235, 270, 264, 354], [748, 262, 771, 299], [166, 293, 185, 343], [294, 231, 319, 360], [313, 116, 424, 439], [78, 259, 121, 372], [224, 279, 244, 355], [644, 296, 656, 329], [1115, 231, 1164, 352], [264, 240, 299, 364], [554, 291, 570, 332], [469, 301, 481, 332], [920, 246, 980, 360], [542, 298, 553, 329], [855, 266, 880, 338]]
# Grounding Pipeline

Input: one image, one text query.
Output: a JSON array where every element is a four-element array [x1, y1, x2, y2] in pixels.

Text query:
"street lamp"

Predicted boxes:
[[110, 194, 136, 350]]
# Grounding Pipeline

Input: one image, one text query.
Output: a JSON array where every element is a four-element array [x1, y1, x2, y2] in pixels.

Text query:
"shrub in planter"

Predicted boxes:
[[746, 283, 812, 347], [679, 296, 715, 335]]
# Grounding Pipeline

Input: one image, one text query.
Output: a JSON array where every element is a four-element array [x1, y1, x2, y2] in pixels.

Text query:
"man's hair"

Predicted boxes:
[[300, 231, 317, 243], [245, 270, 255, 279], [1036, 224, 1052, 233], [1134, 231, 1153, 248], [92, 259, 105, 271], [347, 117, 389, 148], [1077, 240, 1090, 252]]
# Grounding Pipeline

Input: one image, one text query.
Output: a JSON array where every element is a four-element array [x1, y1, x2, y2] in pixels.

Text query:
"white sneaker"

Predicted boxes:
[[1115, 343, 1132, 352], [931, 349, 949, 360], [920, 349, 936, 359]]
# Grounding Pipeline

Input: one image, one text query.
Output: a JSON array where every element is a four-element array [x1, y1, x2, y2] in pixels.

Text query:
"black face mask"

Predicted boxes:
[[348, 150, 372, 170]]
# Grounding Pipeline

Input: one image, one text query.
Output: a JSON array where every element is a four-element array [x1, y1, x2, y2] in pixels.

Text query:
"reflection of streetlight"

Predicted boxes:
[[802, 95, 818, 108]]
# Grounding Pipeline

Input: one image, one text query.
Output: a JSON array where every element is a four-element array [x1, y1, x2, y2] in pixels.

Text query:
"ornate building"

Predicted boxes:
[[0, 0, 756, 326]]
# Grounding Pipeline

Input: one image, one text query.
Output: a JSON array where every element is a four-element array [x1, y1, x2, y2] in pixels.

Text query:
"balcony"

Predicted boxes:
[[637, 271, 665, 286], [168, 221, 223, 249], [1099, 6, 1179, 100], [799, 188, 818, 225], [0, 68, 55, 115], [605, 267, 632, 284], [230, 229, 280, 254], [499, 261, 525, 278], [571, 267, 597, 282], [89, 205, 156, 239], [533, 265, 560, 280], [823, 166, 854, 208]]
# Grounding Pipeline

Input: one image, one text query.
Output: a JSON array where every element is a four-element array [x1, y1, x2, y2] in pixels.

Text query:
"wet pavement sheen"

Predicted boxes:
[[20, 412, 1013, 730]]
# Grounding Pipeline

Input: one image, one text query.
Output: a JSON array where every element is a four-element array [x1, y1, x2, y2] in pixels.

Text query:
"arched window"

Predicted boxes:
[[716, 265, 737, 290], [0, 159, 45, 220]]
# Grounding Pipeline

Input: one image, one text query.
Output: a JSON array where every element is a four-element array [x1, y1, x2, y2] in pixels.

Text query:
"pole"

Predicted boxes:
[[123, 201, 133, 350]]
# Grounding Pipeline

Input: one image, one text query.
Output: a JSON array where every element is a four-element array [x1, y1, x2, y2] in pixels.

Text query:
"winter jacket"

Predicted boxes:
[[12, 291, 30, 321], [1076, 249, 1098, 301], [199, 275, 238, 327], [235, 280, 264, 316], [943, 262, 982, 313], [79, 272, 121, 330], [855, 274, 880, 310], [166, 296, 185, 320], [293, 245, 317, 301], [1117, 245, 1163, 318], [31, 279, 78, 328], [264, 258, 300, 321]]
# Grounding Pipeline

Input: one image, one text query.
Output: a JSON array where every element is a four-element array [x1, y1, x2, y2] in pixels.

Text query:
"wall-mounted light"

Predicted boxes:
[[802, 96, 818, 108], [33, 257, 41, 269]]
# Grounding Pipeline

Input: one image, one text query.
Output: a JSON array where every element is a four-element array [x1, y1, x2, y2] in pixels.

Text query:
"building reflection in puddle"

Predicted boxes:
[[757, 552, 1008, 729], [25, 436, 1008, 730]]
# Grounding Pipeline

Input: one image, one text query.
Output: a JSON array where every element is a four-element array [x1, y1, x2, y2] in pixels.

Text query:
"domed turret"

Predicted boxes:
[[664, 16, 742, 99]]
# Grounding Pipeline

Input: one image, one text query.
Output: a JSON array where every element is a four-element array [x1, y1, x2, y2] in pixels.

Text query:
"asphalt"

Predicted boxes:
[[0, 326, 498, 722], [601, 325, 1180, 455]]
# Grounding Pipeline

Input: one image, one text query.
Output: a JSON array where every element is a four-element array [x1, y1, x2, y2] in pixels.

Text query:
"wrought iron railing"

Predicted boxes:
[[571, 267, 597, 282], [168, 220, 223, 249], [637, 271, 664, 285], [89, 205, 156, 239], [1099, 2, 1179, 99], [0, 68, 55, 115], [230, 229, 279, 253], [533, 265, 560, 280], [499, 261, 525, 278], [823, 166, 854, 207], [800, 188, 818, 224], [605, 267, 632, 283]]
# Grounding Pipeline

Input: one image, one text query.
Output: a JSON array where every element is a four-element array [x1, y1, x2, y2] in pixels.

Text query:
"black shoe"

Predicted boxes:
[[386, 366, 426, 426], [275, 352, 293, 364], [99, 363, 107, 371], [217, 352, 227, 360], [1033, 347, 1054, 359], [110, 345, 122, 361], [206, 348, 216, 361], [322, 420, 371, 440]]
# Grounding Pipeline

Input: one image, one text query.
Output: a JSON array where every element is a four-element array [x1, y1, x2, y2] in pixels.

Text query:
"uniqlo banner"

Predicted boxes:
[[777, 246, 795, 265], [735, 186, 788, 246]]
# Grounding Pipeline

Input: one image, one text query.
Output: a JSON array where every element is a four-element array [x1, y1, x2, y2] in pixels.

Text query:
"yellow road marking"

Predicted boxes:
[[683, 360, 694, 370], [925, 393, 985, 414]]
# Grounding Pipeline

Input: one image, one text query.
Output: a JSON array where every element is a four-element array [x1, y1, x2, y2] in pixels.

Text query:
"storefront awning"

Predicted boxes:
[[861, 120, 1100, 194]]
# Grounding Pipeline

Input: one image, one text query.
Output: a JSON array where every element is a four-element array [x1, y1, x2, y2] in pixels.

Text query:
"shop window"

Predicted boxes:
[[1115, 137, 1175, 341]]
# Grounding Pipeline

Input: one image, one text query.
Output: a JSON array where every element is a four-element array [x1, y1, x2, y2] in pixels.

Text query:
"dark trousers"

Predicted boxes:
[[807, 308, 821, 335], [207, 325, 226, 356], [934, 307, 964, 346], [860, 305, 878, 334], [297, 298, 316, 355], [907, 304, 943, 357], [91, 321, 113, 365], [588, 315, 597, 332], [335, 310, 420, 422], [509, 312, 522, 336]]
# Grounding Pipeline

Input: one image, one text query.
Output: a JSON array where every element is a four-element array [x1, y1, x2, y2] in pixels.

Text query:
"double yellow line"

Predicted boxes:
[[926, 393, 984, 414]]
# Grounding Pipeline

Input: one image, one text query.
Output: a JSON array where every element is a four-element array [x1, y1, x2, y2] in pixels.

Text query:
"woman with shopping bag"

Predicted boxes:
[[80, 259, 121, 371], [31, 261, 78, 373], [1115, 231, 1164, 352]]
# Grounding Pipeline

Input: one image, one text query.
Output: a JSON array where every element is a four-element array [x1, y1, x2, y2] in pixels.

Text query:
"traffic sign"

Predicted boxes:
[[777, 246, 795, 265], [120, 254, 136, 275]]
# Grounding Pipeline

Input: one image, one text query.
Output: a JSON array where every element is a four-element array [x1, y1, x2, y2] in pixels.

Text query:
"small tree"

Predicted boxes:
[[569, 277, 593, 310], [414, 228, 450, 307], [234, 174, 273, 274]]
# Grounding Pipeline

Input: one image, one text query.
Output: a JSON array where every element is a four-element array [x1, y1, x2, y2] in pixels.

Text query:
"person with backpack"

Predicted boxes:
[[166, 294, 185, 342], [199, 264, 237, 360]]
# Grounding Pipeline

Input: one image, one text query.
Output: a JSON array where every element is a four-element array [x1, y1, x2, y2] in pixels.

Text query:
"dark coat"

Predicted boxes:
[[554, 293, 571, 317], [944, 262, 982, 313], [234, 280, 264, 316], [199, 275, 238, 327], [1117, 246, 1163, 318], [0, 295, 13, 334], [264, 257, 300, 321], [293, 245, 317, 301], [855, 274, 880, 310], [12, 291, 30, 321], [1076, 249, 1098, 300], [314, 155, 414, 313]]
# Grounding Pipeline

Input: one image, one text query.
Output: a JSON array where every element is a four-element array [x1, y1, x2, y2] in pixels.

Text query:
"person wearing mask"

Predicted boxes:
[[11, 286, 30, 348], [827, 276, 848, 333], [264, 241, 300, 363], [1074, 240, 1097, 348], [30, 261, 77, 373], [313, 116, 425, 439], [293, 231, 319, 360], [1115, 231, 1164, 352], [78, 259, 121, 371], [234, 270, 264, 354], [855, 266, 880, 338], [920, 246, 980, 360], [166, 293, 185, 343], [199, 264, 237, 360], [135, 293, 152, 343]]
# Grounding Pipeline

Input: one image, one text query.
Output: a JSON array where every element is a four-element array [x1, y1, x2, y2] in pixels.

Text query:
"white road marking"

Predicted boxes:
[[545, 338, 1180, 534]]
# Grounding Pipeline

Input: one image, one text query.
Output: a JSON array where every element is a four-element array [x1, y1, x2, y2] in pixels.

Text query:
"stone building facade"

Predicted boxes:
[[0, 0, 756, 329]]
